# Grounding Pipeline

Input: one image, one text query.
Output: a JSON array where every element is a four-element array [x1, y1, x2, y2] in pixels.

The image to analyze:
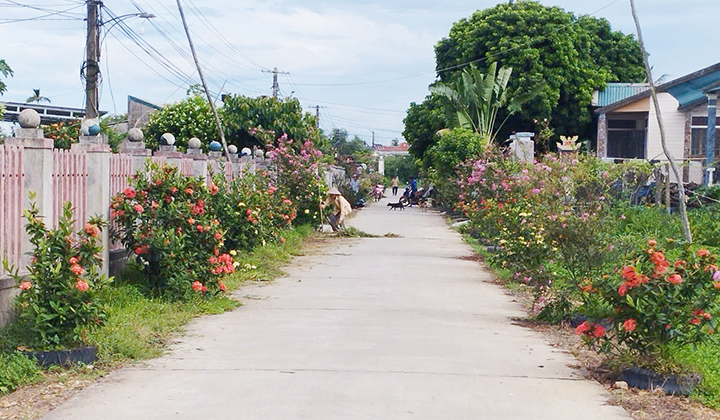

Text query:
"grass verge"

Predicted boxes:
[[0, 224, 316, 395]]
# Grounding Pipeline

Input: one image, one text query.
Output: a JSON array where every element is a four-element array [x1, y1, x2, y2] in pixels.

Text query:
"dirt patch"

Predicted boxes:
[[0, 367, 106, 420], [455, 254, 485, 262]]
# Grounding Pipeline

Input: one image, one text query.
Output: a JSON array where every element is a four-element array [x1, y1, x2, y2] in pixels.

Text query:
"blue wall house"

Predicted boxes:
[[594, 62, 720, 183]]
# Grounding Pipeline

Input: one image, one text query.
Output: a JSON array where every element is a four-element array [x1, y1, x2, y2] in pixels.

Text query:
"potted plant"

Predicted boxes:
[[6, 197, 111, 365]]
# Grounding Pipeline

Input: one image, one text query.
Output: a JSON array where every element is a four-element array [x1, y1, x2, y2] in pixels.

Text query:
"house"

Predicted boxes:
[[594, 62, 720, 183], [373, 142, 410, 156]]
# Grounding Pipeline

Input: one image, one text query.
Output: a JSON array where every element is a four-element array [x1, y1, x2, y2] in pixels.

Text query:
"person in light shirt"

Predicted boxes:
[[322, 187, 352, 231]]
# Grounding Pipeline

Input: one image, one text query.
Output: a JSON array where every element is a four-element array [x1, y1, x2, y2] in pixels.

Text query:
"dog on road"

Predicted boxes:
[[387, 202, 405, 211]]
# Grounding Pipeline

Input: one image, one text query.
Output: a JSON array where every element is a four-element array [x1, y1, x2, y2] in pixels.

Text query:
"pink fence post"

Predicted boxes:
[[0, 145, 24, 277], [52, 149, 88, 229], [109, 154, 133, 252]]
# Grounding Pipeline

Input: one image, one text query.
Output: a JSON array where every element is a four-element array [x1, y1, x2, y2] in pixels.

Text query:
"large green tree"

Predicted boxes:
[[402, 93, 448, 159], [221, 95, 325, 150], [432, 1, 644, 140]]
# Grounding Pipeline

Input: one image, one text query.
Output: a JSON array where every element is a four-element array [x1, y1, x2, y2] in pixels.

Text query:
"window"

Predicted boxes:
[[690, 116, 720, 158], [607, 118, 645, 159]]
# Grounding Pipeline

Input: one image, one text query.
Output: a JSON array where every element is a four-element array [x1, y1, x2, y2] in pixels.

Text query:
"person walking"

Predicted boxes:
[[391, 176, 399, 196], [321, 187, 352, 232]]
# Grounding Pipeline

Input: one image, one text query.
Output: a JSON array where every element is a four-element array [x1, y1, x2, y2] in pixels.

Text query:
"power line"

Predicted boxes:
[[0, 2, 84, 24]]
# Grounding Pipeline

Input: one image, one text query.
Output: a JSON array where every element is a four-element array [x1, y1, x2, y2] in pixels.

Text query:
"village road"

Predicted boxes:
[[42, 193, 630, 420]]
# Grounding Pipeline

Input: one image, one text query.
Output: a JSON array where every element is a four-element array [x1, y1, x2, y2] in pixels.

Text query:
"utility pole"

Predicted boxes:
[[176, 0, 231, 162], [629, 0, 692, 243], [85, 0, 102, 119], [262, 67, 289, 99], [311, 105, 326, 128], [371, 131, 375, 148]]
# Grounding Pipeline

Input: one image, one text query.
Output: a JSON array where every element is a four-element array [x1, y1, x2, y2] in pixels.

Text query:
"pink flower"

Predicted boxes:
[[623, 319, 637, 332], [575, 321, 590, 335], [134, 204, 144, 214], [123, 188, 136, 199], [713, 271, 720, 281], [18, 281, 32, 290], [70, 264, 84, 275], [592, 325, 606, 338], [191, 281, 203, 292]]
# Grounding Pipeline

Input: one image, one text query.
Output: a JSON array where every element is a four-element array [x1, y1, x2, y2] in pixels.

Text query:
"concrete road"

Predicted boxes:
[[43, 194, 629, 420]]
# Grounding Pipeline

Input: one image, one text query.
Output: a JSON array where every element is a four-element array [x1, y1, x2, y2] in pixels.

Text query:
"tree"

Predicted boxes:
[[328, 128, 369, 156], [433, 1, 644, 140], [221, 95, 326, 150], [144, 94, 216, 151], [402, 93, 448, 159], [431, 62, 540, 142], [26, 89, 50, 104], [0, 60, 12, 96], [384, 155, 418, 184], [391, 138, 399, 146]]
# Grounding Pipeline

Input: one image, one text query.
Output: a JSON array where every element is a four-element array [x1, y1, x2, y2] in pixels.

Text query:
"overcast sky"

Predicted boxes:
[[1, 0, 718, 144]]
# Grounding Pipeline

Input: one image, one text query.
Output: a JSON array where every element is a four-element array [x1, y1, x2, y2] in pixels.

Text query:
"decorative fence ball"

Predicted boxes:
[[254, 149, 264, 158], [127, 128, 144, 142], [160, 133, 176, 146], [209, 141, 222, 152], [81, 118, 101, 136], [18, 109, 41, 128], [188, 137, 201, 149], [241, 147, 252, 156], [228, 145, 238, 154]]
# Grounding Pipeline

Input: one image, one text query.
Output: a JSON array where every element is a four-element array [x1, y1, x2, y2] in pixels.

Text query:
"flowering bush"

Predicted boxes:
[[577, 240, 720, 363], [7, 201, 110, 349], [111, 162, 233, 298], [266, 134, 326, 225], [210, 170, 297, 251]]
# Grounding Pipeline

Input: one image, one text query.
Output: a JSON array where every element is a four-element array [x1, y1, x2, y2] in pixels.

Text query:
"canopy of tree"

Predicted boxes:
[[329, 128, 370, 157], [0, 60, 12, 96], [405, 1, 644, 158], [143, 94, 325, 152]]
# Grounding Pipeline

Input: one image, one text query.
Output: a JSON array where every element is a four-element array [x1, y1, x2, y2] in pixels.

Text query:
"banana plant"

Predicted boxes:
[[431, 62, 541, 142]]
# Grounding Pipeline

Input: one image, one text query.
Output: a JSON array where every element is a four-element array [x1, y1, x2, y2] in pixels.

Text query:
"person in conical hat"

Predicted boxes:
[[322, 187, 352, 231]]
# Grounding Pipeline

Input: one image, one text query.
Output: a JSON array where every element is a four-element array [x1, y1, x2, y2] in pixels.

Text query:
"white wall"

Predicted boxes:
[[647, 92, 686, 161]]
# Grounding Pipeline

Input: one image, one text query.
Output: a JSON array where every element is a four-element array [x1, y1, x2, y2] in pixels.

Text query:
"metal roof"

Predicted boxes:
[[596, 62, 720, 115], [595, 83, 649, 107], [0, 101, 106, 124]]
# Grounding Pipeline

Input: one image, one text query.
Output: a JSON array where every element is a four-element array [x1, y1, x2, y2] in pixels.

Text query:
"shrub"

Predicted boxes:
[[6, 201, 110, 349], [577, 239, 720, 366], [110, 162, 234, 298], [0, 352, 42, 394], [266, 134, 326, 225]]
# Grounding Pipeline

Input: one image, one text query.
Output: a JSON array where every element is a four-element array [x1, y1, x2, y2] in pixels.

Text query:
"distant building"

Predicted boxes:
[[127, 95, 161, 129], [373, 142, 410, 156], [594, 62, 720, 182], [0, 101, 104, 125]]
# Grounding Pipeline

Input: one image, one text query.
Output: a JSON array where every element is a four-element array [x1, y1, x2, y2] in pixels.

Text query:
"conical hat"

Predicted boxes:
[[328, 187, 341, 195]]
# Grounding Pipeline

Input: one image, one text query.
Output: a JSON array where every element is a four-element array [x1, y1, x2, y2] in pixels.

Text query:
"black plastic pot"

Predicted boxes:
[[27, 346, 97, 367], [621, 367, 701, 396]]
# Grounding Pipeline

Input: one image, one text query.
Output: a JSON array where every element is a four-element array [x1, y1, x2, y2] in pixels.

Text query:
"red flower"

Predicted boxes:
[[123, 188, 136, 199], [218, 281, 227, 292], [69, 257, 79, 265], [592, 325, 606, 338], [187, 217, 195, 225], [209, 257, 218, 264], [281, 237, 286, 243], [215, 233, 222, 240], [134, 245, 149, 255], [667, 273, 683, 284], [575, 321, 590, 335], [209, 184, 219, 195], [714, 282, 720, 290], [84, 223, 100, 238], [197, 225, 204, 233], [623, 319, 637, 332], [191, 281, 203, 292], [647, 239, 657, 247], [201, 286, 208, 292], [185, 188, 194, 195], [151, 201, 159, 209], [70, 264, 84, 275], [75, 279, 89, 292], [674, 260, 687, 269], [18, 281, 32, 290], [698, 249, 711, 257], [690, 317, 701, 325], [134, 204, 144, 214], [170, 187, 178, 194], [618, 283, 628, 296], [621, 266, 636, 280]]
